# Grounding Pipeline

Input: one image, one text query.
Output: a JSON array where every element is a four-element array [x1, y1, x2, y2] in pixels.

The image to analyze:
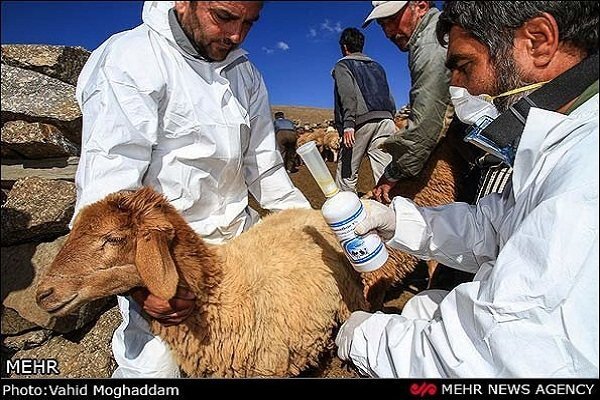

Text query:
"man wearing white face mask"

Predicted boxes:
[[449, 83, 543, 200], [450, 80, 553, 199], [74, 1, 310, 378], [336, 1, 598, 378]]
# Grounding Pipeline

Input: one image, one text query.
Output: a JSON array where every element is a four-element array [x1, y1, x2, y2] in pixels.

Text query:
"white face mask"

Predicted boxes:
[[449, 86, 499, 125], [449, 82, 549, 125]]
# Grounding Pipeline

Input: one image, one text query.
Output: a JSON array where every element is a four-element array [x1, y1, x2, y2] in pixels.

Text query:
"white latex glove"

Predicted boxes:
[[335, 310, 372, 361], [355, 199, 396, 241]]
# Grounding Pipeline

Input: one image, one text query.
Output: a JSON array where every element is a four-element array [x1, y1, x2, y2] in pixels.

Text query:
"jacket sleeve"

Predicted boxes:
[[347, 181, 598, 377], [333, 63, 358, 131], [243, 66, 310, 210], [387, 194, 505, 273], [73, 55, 161, 220], [383, 41, 452, 181]]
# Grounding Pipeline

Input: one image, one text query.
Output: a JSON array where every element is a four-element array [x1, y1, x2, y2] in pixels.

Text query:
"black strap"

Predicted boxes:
[[482, 53, 599, 149]]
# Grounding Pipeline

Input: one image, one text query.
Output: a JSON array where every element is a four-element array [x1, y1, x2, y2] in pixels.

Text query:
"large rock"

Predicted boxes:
[[1, 44, 90, 86], [1, 64, 81, 144], [1, 146, 21, 160], [2, 328, 53, 352], [1, 177, 76, 246], [1, 236, 115, 335], [1, 156, 79, 183], [1, 120, 79, 159], [1, 306, 38, 334], [5, 306, 120, 378]]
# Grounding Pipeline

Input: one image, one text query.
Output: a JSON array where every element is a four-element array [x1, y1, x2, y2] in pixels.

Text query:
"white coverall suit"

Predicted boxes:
[[73, 1, 310, 377], [344, 95, 599, 377]]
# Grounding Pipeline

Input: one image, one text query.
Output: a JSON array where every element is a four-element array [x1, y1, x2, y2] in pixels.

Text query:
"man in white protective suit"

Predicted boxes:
[[73, 1, 310, 378], [336, 1, 599, 377]]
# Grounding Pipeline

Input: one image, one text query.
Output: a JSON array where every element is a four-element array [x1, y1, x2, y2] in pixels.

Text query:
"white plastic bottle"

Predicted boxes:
[[296, 141, 388, 273]]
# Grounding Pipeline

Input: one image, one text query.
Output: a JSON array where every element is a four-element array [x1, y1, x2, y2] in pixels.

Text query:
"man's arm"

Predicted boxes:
[[358, 194, 505, 273], [388, 194, 504, 273], [342, 184, 598, 377], [74, 57, 160, 216], [333, 62, 358, 132], [382, 41, 452, 181], [243, 65, 310, 210]]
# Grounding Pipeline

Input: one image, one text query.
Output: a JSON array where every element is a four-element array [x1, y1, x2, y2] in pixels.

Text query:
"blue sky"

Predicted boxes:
[[1, 1, 441, 109]]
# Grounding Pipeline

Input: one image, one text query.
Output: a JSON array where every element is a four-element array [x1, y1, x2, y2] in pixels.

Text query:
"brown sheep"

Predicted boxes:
[[322, 128, 341, 163], [296, 129, 325, 154], [35, 187, 371, 377]]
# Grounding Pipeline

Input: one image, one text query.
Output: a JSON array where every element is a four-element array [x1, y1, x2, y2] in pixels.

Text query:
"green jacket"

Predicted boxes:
[[383, 8, 453, 181]]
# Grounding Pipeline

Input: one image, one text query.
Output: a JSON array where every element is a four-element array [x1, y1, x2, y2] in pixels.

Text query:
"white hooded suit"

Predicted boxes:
[[74, 1, 309, 377]]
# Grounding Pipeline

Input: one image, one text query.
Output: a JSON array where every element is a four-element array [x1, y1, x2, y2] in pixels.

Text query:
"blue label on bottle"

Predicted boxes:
[[342, 237, 385, 265]]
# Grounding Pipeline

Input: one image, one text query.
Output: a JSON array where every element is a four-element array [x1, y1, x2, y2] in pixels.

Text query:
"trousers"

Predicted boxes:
[[111, 296, 181, 378], [335, 119, 394, 193]]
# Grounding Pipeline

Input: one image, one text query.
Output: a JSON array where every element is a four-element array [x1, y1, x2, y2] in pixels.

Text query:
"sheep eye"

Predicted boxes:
[[104, 236, 126, 245]]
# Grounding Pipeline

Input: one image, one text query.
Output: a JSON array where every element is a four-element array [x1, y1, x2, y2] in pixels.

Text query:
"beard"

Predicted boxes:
[[179, 8, 234, 62], [491, 53, 535, 113]]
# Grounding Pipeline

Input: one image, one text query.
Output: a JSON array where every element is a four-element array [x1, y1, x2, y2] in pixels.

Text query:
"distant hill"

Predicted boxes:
[[271, 105, 333, 126]]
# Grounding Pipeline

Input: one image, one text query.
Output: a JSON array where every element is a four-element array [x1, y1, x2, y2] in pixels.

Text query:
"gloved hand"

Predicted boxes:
[[356, 199, 397, 241], [335, 310, 372, 361]]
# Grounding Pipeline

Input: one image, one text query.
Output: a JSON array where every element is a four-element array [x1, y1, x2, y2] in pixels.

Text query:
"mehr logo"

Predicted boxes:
[[410, 382, 438, 397], [5, 358, 60, 375]]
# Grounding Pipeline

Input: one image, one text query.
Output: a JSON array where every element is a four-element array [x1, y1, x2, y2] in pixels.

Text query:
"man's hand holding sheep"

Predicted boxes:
[[130, 286, 196, 327]]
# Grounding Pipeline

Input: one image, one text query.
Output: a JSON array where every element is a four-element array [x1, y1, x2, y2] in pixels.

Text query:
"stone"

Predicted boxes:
[[1, 156, 79, 183], [1, 120, 79, 158], [1, 177, 76, 246], [1, 236, 115, 334], [1, 64, 81, 144], [2, 328, 53, 352], [1, 44, 90, 86], [5, 306, 120, 378]]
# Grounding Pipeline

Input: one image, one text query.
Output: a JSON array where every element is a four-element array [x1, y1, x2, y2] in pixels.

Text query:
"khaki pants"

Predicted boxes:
[[335, 119, 395, 193]]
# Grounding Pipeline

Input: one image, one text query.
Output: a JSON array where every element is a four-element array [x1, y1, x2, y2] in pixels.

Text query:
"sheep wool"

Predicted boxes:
[[36, 187, 371, 377]]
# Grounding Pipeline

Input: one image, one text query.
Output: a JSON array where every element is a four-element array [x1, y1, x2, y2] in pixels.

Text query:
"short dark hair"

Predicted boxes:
[[437, 1, 599, 61], [274, 111, 284, 118], [339, 28, 364, 53]]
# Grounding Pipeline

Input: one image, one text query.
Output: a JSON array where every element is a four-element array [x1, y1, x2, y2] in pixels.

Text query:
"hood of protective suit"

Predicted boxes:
[[141, 1, 248, 65], [74, 1, 308, 246], [142, 1, 174, 40]]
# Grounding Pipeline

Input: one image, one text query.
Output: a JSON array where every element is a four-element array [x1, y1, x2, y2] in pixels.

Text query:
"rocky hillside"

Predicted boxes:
[[271, 105, 333, 128], [1, 44, 121, 378]]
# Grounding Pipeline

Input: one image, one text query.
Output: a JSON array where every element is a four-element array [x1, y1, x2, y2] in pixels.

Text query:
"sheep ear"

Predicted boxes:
[[135, 229, 179, 300]]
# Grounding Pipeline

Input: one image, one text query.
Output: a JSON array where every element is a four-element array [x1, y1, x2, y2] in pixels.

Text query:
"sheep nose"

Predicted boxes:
[[36, 287, 54, 305]]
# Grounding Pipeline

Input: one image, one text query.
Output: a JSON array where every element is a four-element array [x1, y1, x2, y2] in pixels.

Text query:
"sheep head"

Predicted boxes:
[[36, 187, 180, 316]]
